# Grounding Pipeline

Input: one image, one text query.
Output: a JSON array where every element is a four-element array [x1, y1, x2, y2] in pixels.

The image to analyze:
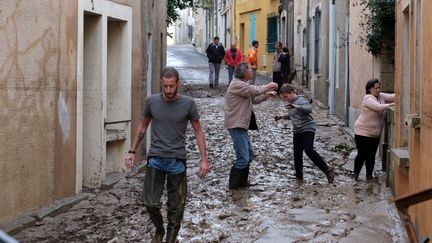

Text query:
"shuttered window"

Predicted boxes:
[[267, 16, 278, 52]]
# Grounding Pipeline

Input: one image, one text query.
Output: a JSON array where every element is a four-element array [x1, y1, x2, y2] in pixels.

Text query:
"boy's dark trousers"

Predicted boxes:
[[293, 132, 328, 179]]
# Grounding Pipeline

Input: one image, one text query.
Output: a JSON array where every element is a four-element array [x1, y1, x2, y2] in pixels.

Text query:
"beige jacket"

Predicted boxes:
[[224, 78, 271, 129]]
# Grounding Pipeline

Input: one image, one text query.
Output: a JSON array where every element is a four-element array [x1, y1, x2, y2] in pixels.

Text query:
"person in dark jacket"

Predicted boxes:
[[275, 84, 335, 184], [278, 47, 291, 84], [206, 36, 226, 88]]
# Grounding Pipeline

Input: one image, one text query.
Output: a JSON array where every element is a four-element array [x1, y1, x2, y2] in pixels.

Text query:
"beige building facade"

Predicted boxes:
[[0, 0, 167, 224], [232, 0, 279, 74]]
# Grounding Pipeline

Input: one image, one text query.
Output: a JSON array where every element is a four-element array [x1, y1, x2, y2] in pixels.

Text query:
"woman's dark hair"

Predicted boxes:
[[280, 83, 295, 94], [161, 67, 179, 82], [365, 79, 380, 94], [233, 62, 250, 79]]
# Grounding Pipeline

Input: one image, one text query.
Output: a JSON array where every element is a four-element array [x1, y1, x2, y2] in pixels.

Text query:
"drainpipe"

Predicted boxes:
[[328, 0, 336, 114], [305, 0, 310, 87], [344, 2, 350, 127]]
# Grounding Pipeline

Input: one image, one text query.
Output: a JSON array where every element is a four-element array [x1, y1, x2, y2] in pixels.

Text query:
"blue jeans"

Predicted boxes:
[[147, 156, 186, 174], [228, 128, 254, 169], [228, 65, 235, 84]]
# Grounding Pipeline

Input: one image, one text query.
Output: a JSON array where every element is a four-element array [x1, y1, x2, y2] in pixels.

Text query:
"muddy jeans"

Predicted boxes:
[[143, 162, 187, 243], [293, 132, 328, 178], [228, 128, 254, 169]]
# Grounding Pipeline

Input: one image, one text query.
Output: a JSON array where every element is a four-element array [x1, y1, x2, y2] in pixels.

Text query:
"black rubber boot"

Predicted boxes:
[[325, 168, 335, 184], [142, 166, 166, 243], [147, 207, 165, 243], [229, 167, 244, 189], [240, 166, 257, 187], [165, 172, 187, 243]]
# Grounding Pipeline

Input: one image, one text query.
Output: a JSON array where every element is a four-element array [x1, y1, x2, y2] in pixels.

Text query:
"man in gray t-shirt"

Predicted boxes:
[[124, 67, 209, 243]]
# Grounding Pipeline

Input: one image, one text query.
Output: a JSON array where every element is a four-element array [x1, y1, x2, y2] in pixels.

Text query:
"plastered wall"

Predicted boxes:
[[0, 0, 63, 223]]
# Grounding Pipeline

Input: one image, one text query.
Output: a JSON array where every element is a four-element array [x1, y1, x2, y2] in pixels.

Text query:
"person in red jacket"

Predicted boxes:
[[224, 43, 244, 85]]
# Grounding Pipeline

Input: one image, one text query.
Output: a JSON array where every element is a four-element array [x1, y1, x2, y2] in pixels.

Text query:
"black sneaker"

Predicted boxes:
[[209, 83, 213, 88]]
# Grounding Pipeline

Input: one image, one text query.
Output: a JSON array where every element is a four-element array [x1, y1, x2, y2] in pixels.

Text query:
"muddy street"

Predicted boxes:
[[13, 44, 407, 242]]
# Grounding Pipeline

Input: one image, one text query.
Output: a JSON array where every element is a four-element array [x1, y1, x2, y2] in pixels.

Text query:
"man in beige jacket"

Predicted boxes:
[[224, 62, 278, 189]]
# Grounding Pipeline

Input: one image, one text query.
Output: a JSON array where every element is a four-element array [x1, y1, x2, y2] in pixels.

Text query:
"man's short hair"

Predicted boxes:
[[161, 67, 179, 82], [252, 40, 259, 46], [213, 36, 220, 41], [234, 62, 249, 79]]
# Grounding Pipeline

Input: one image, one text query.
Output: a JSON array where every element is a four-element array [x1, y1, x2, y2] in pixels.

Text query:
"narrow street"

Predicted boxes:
[[13, 44, 407, 242]]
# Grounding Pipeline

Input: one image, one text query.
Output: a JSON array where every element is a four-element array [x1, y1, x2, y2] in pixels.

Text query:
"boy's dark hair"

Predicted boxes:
[[252, 40, 259, 46], [282, 47, 289, 53], [280, 83, 295, 94], [365, 78, 380, 94], [161, 67, 179, 82], [213, 36, 220, 41]]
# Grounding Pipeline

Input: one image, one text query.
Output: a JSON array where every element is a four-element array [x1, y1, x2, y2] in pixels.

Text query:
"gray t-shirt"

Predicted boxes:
[[143, 94, 200, 159]]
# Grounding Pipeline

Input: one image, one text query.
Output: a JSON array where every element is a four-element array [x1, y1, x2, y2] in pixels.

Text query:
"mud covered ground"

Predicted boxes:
[[14, 84, 407, 242]]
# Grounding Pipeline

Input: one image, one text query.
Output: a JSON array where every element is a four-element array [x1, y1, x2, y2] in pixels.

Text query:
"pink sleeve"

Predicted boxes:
[[381, 93, 395, 103], [363, 96, 389, 112]]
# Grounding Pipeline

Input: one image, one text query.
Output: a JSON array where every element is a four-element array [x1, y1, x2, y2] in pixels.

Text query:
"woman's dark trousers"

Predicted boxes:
[[354, 134, 380, 179], [142, 166, 187, 243], [293, 132, 329, 179]]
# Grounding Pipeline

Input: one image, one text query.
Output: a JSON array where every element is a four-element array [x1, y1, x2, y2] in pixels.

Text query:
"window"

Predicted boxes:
[[314, 8, 321, 73], [267, 16, 278, 52]]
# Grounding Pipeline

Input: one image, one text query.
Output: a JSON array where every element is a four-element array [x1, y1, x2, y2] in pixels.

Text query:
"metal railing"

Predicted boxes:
[[392, 187, 432, 243]]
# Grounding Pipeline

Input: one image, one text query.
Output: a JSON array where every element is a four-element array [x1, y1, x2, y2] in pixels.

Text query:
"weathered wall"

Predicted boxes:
[[415, 0, 432, 234], [55, 0, 78, 200], [0, 0, 167, 224], [348, 1, 374, 128], [392, 0, 432, 238], [0, 0, 62, 223]]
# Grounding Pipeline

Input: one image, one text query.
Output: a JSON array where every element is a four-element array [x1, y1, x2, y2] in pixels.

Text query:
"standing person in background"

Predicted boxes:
[[353, 79, 395, 181], [124, 67, 209, 243], [275, 84, 335, 184], [272, 42, 283, 92], [246, 40, 259, 85], [224, 62, 278, 189], [224, 43, 244, 85], [279, 47, 291, 84], [206, 36, 226, 88]]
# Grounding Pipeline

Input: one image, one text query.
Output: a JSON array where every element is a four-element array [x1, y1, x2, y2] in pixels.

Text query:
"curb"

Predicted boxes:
[[0, 193, 90, 235]]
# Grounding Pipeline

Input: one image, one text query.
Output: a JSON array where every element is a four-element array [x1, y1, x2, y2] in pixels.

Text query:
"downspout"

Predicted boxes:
[[328, 0, 336, 114], [305, 0, 310, 88], [344, 3, 350, 127]]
